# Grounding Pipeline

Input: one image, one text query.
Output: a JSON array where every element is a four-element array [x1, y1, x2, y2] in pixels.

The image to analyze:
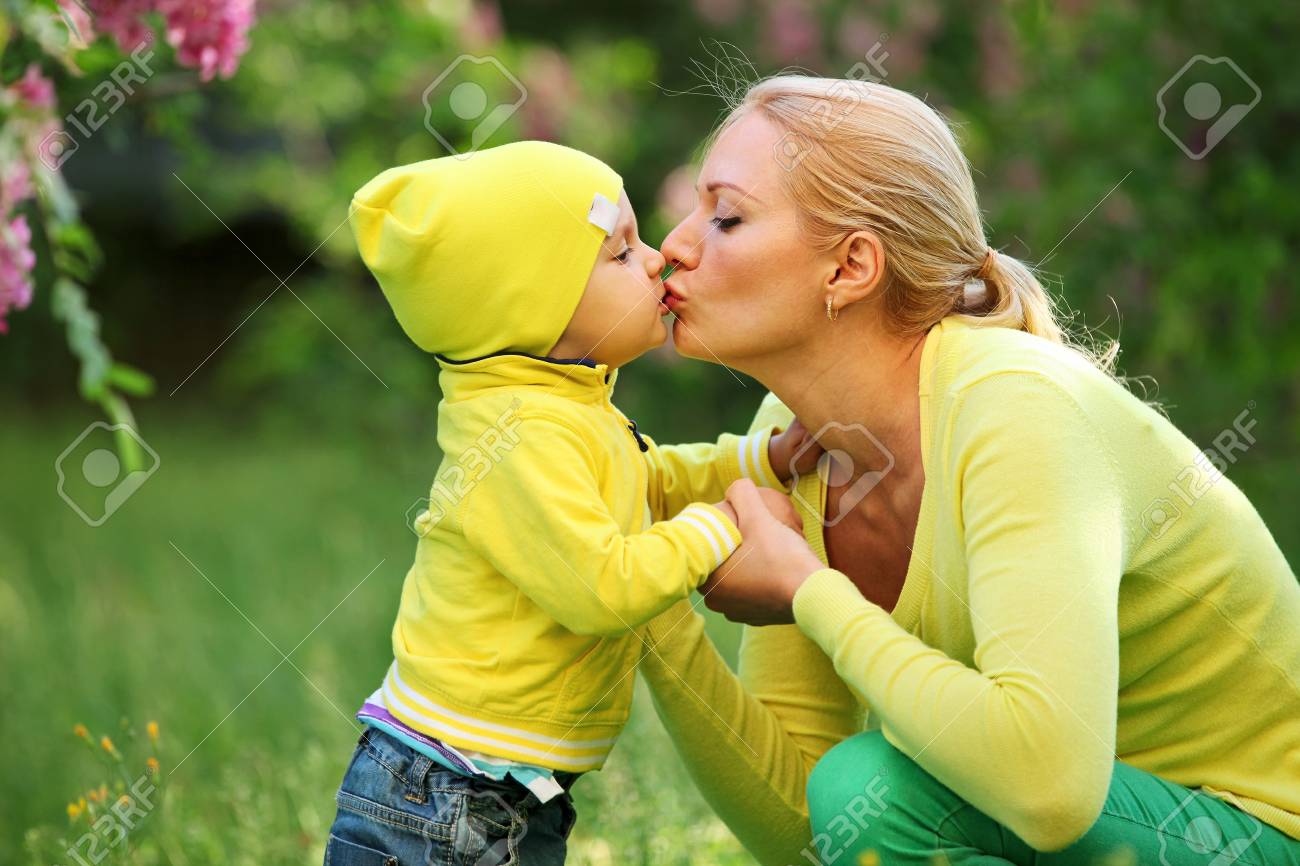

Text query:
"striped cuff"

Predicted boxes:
[[671, 502, 743, 572], [726, 427, 788, 491]]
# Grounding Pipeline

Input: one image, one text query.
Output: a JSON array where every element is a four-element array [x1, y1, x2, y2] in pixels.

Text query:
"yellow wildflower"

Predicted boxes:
[[146, 720, 159, 743], [100, 736, 121, 760], [146, 756, 160, 775], [73, 723, 90, 741], [67, 801, 82, 820]]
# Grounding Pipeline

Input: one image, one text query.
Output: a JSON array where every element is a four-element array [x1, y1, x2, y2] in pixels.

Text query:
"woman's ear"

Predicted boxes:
[[824, 230, 886, 307]]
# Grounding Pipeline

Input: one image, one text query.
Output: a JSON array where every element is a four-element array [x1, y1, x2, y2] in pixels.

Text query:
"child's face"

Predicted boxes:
[[548, 190, 669, 368]]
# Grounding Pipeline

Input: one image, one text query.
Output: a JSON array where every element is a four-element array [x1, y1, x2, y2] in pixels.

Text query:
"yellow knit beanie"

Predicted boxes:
[[349, 141, 623, 359]]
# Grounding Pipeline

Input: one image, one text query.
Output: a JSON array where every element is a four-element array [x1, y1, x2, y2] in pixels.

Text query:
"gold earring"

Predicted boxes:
[[826, 298, 839, 322]]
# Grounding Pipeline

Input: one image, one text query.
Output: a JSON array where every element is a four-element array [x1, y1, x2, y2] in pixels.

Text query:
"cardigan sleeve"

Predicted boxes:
[[792, 371, 1126, 852], [640, 425, 787, 522], [640, 600, 861, 866], [638, 392, 862, 866]]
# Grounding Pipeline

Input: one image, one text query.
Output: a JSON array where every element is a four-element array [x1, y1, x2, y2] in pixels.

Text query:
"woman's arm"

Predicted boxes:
[[640, 599, 862, 866], [713, 372, 1126, 852]]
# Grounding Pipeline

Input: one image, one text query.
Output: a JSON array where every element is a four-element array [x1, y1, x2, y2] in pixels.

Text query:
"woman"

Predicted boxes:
[[641, 75, 1300, 865]]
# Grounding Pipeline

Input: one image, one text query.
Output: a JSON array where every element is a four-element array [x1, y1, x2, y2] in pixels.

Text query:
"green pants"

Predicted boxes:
[[806, 731, 1300, 865]]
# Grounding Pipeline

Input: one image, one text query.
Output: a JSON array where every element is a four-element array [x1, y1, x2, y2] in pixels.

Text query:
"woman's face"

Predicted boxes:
[[660, 111, 827, 368]]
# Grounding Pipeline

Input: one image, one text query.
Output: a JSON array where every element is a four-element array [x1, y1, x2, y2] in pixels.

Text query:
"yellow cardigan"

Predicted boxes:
[[643, 317, 1300, 860]]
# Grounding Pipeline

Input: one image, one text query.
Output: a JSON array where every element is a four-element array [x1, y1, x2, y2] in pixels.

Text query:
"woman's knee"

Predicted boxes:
[[806, 731, 915, 829]]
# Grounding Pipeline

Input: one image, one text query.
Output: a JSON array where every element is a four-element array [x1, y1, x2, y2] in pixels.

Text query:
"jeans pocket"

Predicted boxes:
[[453, 785, 528, 866], [324, 834, 399, 866]]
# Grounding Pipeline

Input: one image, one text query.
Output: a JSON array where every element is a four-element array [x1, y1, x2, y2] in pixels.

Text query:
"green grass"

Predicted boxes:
[[1, 405, 754, 866]]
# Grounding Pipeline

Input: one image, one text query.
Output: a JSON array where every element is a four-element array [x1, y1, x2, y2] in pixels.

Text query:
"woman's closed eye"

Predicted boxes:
[[710, 216, 741, 231]]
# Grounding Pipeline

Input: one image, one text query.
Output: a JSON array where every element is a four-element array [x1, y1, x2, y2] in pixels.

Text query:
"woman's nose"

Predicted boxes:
[[660, 218, 700, 273]]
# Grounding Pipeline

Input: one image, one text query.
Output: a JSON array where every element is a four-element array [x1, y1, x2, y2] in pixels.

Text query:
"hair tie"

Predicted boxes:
[[976, 248, 997, 280]]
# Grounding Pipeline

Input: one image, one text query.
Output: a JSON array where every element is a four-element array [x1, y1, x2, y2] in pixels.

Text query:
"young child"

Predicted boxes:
[[328, 141, 807, 866]]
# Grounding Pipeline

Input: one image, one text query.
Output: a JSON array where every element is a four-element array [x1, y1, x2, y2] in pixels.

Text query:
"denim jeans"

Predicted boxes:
[[324, 728, 579, 866], [806, 730, 1300, 865]]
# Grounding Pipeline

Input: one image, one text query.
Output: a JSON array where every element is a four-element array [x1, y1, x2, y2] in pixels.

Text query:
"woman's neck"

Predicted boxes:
[[745, 310, 929, 478]]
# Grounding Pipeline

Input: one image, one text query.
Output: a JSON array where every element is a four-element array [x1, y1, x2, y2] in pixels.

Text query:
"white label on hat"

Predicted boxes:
[[588, 192, 620, 236]]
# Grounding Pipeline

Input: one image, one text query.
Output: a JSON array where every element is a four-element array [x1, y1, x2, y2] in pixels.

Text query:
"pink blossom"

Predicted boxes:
[[58, 0, 98, 49], [978, 10, 1023, 101], [0, 160, 34, 214], [0, 216, 37, 335], [458, 1, 503, 50], [657, 165, 698, 225], [85, 0, 155, 54], [692, 0, 744, 26], [761, 0, 820, 64], [156, 0, 256, 82], [10, 64, 57, 111], [85, 0, 256, 80], [518, 48, 576, 141]]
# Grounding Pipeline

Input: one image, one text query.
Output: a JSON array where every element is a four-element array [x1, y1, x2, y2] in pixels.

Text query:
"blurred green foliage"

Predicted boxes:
[[2, 0, 1295, 454], [2, 0, 1298, 862]]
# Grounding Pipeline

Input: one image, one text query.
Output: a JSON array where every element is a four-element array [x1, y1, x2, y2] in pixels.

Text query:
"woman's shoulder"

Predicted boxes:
[[936, 319, 1117, 404]]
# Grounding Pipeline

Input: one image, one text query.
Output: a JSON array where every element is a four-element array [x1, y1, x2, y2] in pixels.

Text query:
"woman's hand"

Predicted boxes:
[[712, 485, 803, 533], [699, 479, 824, 625]]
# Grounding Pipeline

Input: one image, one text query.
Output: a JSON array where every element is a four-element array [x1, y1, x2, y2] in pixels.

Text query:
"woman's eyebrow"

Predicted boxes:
[[704, 179, 762, 205]]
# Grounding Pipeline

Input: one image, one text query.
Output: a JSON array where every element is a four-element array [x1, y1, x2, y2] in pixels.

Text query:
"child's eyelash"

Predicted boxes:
[[711, 216, 741, 230], [614, 248, 631, 262]]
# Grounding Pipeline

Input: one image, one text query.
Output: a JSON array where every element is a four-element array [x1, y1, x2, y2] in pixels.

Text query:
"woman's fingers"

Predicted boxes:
[[725, 478, 768, 526], [756, 487, 803, 532]]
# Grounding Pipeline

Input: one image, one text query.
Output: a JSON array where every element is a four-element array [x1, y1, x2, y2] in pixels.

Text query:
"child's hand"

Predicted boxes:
[[712, 487, 802, 534], [697, 480, 822, 625], [767, 419, 823, 484]]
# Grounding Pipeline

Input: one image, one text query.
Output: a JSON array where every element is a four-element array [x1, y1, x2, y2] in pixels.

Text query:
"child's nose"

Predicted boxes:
[[644, 244, 666, 279]]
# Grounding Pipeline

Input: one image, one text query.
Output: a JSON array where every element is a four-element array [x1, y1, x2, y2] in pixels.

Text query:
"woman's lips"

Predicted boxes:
[[663, 281, 685, 313]]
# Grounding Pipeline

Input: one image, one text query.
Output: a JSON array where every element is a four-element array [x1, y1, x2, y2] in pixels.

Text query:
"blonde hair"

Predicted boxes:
[[712, 75, 1117, 372]]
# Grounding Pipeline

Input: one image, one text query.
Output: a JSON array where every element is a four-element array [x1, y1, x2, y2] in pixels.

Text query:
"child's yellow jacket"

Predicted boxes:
[[379, 351, 785, 771]]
